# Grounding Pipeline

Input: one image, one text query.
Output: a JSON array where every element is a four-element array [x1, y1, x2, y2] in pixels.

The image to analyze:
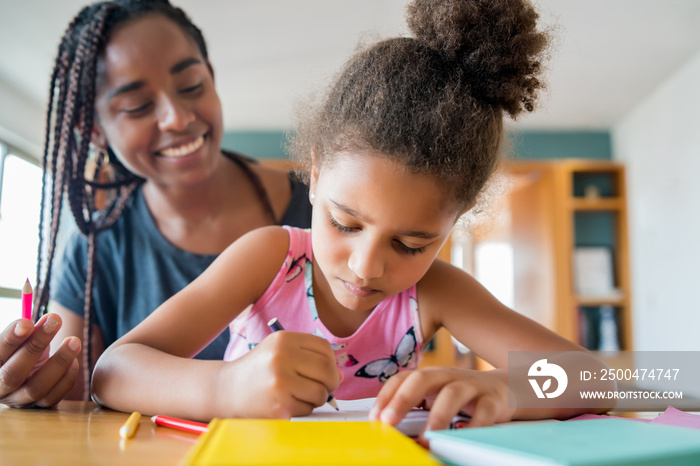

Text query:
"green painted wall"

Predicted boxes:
[[222, 131, 290, 159], [222, 130, 613, 161], [508, 131, 612, 160]]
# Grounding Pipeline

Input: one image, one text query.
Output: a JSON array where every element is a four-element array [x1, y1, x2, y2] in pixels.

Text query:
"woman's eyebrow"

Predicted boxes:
[[108, 81, 144, 99], [107, 58, 203, 100], [170, 57, 201, 74]]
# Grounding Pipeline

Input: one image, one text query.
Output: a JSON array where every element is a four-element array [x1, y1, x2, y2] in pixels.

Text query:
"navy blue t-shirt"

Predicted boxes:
[[51, 172, 312, 360]]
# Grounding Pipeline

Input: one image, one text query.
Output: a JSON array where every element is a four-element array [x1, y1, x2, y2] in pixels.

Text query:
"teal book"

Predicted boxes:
[[425, 418, 700, 465]]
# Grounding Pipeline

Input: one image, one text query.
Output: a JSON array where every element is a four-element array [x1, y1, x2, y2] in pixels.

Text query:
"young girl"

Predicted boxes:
[[92, 0, 592, 433]]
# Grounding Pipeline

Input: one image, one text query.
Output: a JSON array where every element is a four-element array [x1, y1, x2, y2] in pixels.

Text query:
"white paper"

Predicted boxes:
[[291, 398, 469, 437]]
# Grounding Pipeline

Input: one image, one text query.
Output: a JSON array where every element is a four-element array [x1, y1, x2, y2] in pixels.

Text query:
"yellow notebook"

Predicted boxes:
[[181, 419, 440, 465]]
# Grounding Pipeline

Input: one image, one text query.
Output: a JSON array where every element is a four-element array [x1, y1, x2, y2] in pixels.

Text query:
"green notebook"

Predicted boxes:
[[425, 419, 700, 465]]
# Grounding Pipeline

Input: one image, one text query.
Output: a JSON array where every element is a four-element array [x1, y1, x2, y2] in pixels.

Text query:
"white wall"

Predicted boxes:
[[0, 77, 43, 160], [613, 50, 700, 350]]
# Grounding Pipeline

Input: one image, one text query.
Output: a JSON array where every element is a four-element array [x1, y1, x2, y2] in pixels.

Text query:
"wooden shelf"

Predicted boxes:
[[570, 198, 624, 211], [575, 294, 626, 306], [500, 160, 633, 351]]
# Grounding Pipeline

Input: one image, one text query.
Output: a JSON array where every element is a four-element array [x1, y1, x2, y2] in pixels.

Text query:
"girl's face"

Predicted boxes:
[[93, 13, 223, 188], [310, 152, 460, 314]]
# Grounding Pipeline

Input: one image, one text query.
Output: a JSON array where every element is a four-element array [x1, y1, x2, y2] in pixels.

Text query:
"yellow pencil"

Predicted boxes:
[[119, 411, 142, 439]]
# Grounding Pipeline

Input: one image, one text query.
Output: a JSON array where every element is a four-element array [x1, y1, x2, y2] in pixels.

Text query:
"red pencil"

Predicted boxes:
[[21, 279, 32, 321], [151, 415, 209, 435]]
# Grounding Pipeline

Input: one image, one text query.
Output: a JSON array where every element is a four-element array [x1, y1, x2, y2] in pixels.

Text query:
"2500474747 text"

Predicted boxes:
[[581, 369, 679, 382]]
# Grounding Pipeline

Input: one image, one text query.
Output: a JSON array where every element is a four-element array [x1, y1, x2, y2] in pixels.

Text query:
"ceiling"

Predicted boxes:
[[1, 0, 700, 132]]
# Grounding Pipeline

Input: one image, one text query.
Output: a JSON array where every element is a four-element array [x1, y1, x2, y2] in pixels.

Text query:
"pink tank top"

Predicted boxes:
[[224, 226, 423, 400]]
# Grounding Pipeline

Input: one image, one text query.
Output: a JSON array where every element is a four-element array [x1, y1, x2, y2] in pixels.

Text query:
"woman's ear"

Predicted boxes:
[[91, 124, 108, 151], [206, 59, 215, 82]]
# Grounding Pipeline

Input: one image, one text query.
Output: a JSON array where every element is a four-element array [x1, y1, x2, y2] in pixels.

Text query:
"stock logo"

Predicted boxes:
[[528, 359, 568, 398]]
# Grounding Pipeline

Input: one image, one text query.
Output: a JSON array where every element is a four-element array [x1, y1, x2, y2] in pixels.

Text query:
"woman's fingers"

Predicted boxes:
[[0, 319, 34, 368], [0, 315, 81, 408], [17, 337, 81, 407], [33, 356, 80, 408], [0, 315, 61, 397]]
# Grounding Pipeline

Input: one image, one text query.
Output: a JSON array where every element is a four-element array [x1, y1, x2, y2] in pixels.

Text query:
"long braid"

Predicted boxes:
[[77, 5, 113, 394], [35, 0, 213, 399], [35, 16, 81, 317]]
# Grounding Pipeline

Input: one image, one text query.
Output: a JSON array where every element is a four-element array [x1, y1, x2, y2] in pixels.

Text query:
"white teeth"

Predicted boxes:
[[159, 136, 204, 157]]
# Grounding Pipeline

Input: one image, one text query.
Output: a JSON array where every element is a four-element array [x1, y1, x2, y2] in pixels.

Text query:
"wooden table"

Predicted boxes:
[[2, 401, 691, 465], [0, 401, 198, 465]]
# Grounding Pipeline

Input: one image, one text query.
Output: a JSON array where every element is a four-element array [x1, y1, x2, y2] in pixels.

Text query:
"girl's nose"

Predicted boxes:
[[157, 97, 195, 132], [348, 240, 385, 281]]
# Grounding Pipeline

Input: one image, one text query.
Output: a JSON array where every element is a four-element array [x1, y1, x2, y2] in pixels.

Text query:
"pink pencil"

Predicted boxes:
[[21, 279, 32, 321], [151, 415, 209, 435]]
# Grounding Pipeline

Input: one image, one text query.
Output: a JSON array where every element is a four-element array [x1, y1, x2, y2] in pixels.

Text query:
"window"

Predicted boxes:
[[0, 141, 42, 330], [474, 241, 515, 309]]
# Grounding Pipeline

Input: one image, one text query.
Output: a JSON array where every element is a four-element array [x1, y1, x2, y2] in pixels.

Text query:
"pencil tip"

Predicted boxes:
[[22, 279, 32, 293], [327, 396, 339, 411]]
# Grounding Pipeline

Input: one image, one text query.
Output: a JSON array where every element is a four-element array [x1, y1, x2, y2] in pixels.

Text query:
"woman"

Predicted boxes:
[[0, 0, 311, 407]]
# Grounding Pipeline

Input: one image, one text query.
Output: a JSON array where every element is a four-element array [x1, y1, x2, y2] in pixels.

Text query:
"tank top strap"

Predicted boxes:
[[222, 150, 276, 224]]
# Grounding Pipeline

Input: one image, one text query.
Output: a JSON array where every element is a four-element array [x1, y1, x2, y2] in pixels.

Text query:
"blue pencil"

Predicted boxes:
[[267, 317, 339, 411]]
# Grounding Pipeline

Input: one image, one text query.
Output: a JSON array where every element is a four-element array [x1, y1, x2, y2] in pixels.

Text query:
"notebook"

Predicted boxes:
[[425, 418, 700, 466], [181, 419, 441, 465], [291, 397, 471, 437]]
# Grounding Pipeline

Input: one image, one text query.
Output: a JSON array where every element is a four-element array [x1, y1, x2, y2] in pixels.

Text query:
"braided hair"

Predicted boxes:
[[289, 0, 549, 213], [35, 0, 210, 398]]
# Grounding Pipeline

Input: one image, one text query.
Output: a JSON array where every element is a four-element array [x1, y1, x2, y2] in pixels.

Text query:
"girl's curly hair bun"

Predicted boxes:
[[407, 0, 549, 118]]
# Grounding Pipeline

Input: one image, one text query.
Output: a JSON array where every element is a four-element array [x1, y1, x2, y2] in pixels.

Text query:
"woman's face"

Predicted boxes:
[[93, 13, 224, 188]]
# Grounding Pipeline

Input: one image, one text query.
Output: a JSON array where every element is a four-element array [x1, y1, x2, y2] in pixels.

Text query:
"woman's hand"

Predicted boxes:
[[370, 367, 514, 443], [216, 330, 341, 419], [0, 314, 81, 408]]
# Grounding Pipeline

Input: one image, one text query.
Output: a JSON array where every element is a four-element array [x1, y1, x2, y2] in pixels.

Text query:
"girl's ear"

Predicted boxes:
[[309, 148, 319, 204]]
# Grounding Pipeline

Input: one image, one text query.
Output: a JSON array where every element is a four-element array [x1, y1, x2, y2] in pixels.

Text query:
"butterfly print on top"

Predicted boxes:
[[354, 326, 418, 383]]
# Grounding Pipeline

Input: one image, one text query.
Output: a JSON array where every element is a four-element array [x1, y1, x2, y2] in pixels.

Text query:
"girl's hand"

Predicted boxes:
[[369, 367, 515, 441], [217, 330, 341, 419], [0, 315, 81, 408]]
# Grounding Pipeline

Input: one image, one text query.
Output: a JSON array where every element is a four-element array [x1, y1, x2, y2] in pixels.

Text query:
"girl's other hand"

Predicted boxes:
[[217, 330, 340, 419], [0, 314, 81, 408], [369, 367, 515, 445]]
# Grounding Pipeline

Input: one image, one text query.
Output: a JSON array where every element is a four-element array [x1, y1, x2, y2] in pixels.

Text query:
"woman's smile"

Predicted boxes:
[[157, 134, 205, 158]]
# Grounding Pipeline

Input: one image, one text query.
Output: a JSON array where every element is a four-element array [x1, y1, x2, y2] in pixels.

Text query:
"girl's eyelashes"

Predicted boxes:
[[329, 214, 427, 256], [394, 241, 426, 256], [329, 215, 355, 233]]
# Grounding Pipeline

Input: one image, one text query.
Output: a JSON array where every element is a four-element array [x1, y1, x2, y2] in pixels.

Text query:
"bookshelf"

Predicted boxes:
[[505, 159, 632, 350]]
